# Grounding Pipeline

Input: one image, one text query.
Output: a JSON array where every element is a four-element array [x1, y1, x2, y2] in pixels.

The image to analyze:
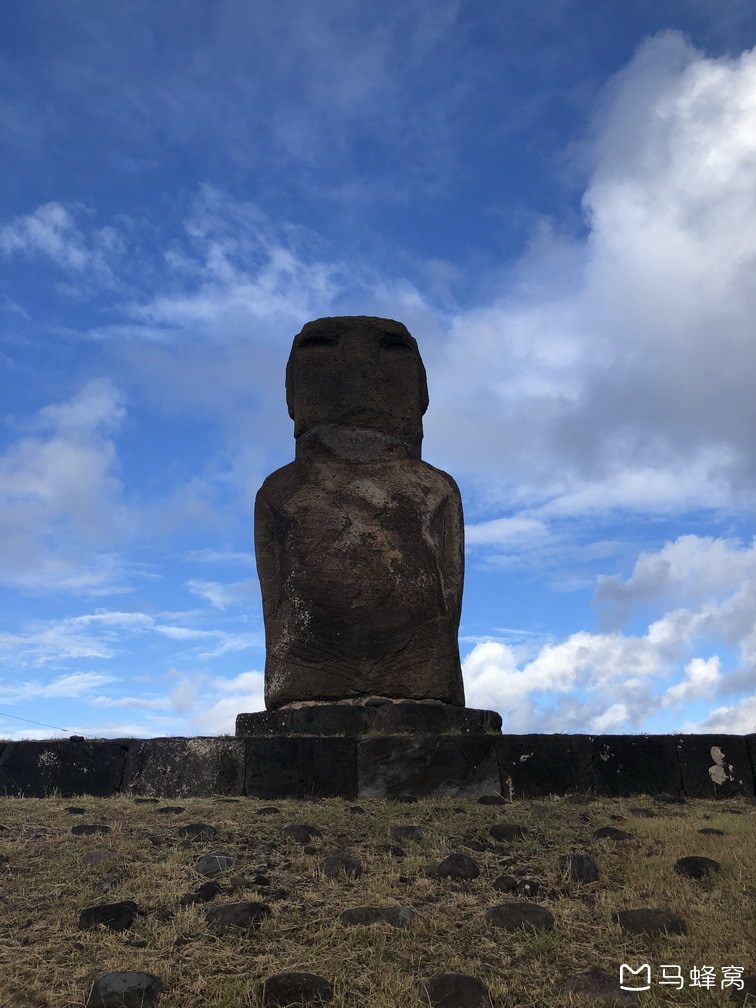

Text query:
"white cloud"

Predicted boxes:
[[660, 655, 722, 707], [0, 202, 121, 284], [426, 33, 756, 518], [186, 578, 260, 609], [463, 533, 756, 734], [0, 378, 137, 594], [677, 693, 756, 735]]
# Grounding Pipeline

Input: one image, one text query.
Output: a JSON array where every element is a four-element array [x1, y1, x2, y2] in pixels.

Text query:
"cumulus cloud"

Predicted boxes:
[[427, 32, 756, 521], [0, 378, 137, 594], [463, 533, 756, 733]]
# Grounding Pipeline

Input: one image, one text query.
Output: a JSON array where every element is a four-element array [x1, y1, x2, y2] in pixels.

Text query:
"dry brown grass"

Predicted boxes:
[[0, 791, 753, 1007]]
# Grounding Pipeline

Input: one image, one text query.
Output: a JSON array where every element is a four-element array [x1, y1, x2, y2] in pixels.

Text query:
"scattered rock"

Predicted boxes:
[[283, 824, 323, 843], [205, 901, 272, 928], [82, 849, 118, 866], [492, 875, 518, 893], [561, 968, 641, 1006], [344, 805, 367, 814], [627, 807, 655, 817], [436, 854, 480, 880], [85, 970, 164, 1007], [215, 797, 240, 803], [730, 976, 756, 1005], [320, 852, 364, 879], [79, 900, 141, 932], [258, 806, 281, 816], [194, 851, 238, 877], [392, 825, 425, 841], [424, 973, 493, 1007], [477, 795, 506, 806], [376, 843, 406, 858], [156, 806, 185, 815], [560, 853, 599, 882], [178, 881, 222, 906], [484, 902, 554, 931], [132, 798, 158, 804], [65, 806, 86, 814], [674, 856, 721, 879], [611, 908, 687, 936], [262, 972, 334, 1005], [460, 837, 489, 852], [72, 824, 111, 836], [515, 878, 540, 898], [488, 822, 527, 841], [698, 827, 726, 835], [593, 826, 634, 841], [339, 905, 416, 928]]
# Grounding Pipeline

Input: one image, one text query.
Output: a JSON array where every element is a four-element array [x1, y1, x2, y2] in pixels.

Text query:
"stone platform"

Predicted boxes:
[[0, 731, 754, 801], [235, 701, 503, 737]]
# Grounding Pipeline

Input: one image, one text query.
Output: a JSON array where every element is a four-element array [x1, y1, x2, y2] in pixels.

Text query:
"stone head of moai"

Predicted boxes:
[[285, 316, 429, 457], [256, 316, 465, 710]]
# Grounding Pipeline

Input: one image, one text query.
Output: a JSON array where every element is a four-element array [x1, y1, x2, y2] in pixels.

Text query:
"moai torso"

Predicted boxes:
[[255, 316, 465, 710]]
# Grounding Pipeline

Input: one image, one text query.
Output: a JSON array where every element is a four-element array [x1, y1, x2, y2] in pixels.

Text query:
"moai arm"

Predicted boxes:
[[254, 488, 279, 627], [434, 477, 465, 628]]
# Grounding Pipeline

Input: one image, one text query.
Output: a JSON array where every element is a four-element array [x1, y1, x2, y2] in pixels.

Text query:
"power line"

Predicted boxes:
[[0, 711, 73, 734]]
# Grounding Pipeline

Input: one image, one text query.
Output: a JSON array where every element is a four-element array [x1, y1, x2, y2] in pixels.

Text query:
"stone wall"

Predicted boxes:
[[0, 733, 754, 800]]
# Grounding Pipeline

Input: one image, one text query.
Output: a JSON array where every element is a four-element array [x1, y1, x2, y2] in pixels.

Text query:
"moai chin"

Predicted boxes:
[[255, 315, 465, 710]]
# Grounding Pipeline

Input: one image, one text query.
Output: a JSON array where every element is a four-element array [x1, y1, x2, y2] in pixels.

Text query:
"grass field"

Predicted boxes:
[[0, 790, 753, 1007]]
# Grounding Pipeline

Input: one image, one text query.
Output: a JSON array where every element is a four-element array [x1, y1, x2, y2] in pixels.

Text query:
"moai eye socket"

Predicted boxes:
[[380, 331, 412, 351], [298, 330, 335, 348]]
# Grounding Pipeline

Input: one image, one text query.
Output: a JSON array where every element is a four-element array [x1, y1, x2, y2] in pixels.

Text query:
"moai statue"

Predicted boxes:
[[255, 316, 465, 710]]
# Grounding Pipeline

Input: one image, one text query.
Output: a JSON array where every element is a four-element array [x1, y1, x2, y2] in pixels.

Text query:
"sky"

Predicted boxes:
[[2, 0, 756, 741]]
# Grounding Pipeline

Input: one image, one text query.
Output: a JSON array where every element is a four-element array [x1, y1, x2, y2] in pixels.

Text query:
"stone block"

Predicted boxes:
[[357, 735, 499, 798], [592, 735, 681, 797], [0, 740, 126, 798], [244, 737, 358, 798], [675, 734, 754, 799], [494, 734, 593, 798], [123, 737, 245, 798], [236, 710, 296, 736], [374, 703, 501, 735]]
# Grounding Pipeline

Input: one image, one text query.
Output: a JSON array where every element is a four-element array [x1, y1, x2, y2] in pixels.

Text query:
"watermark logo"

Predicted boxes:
[[620, 964, 745, 991]]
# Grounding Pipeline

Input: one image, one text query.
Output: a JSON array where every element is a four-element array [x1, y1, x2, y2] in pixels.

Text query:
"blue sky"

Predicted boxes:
[[2, 0, 756, 740]]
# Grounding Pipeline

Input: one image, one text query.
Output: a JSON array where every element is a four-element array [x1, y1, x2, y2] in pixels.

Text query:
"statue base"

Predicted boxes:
[[235, 702, 502, 737]]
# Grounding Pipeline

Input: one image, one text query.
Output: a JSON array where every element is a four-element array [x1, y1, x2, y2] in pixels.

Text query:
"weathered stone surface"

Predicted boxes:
[[675, 734, 754, 798], [436, 854, 481, 880], [560, 969, 641, 1006], [494, 734, 593, 798], [86, 970, 164, 1008], [320, 852, 363, 878], [0, 740, 125, 798], [592, 735, 681, 797], [339, 905, 416, 928], [262, 972, 334, 1005], [256, 316, 465, 710], [245, 737, 358, 798], [611, 907, 687, 935], [484, 902, 554, 931], [205, 901, 271, 928], [357, 736, 499, 798], [236, 703, 501, 736], [123, 737, 245, 798], [560, 853, 599, 882], [674, 855, 721, 879], [79, 900, 141, 932], [424, 973, 493, 1007]]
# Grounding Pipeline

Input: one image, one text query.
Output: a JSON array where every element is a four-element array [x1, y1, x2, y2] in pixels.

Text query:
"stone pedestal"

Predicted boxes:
[[235, 702, 503, 737]]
